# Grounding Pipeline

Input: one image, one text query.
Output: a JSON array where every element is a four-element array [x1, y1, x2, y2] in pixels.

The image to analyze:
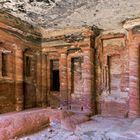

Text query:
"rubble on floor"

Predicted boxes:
[[19, 115, 140, 140]]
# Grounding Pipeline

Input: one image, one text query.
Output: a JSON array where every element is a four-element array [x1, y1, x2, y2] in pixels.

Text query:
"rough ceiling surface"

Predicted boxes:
[[0, 0, 140, 30]]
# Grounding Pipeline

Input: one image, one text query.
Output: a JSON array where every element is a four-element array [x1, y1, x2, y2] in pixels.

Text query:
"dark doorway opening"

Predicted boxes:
[[50, 59, 60, 92], [25, 56, 31, 77], [52, 70, 60, 91]]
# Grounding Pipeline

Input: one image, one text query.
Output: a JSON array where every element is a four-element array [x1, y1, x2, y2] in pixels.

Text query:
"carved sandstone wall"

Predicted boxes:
[[96, 33, 129, 117], [41, 27, 97, 114], [0, 13, 43, 113], [0, 14, 97, 115], [1, 11, 140, 119]]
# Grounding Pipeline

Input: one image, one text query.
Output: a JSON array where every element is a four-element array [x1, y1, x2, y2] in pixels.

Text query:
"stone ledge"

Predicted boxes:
[[0, 108, 91, 139], [0, 108, 61, 140]]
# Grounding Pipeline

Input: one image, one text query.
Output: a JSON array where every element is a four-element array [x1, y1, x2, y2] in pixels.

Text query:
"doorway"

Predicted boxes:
[[52, 69, 60, 91], [23, 54, 37, 109]]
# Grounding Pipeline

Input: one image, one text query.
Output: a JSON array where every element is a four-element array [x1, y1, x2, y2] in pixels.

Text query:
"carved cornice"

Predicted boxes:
[[64, 33, 84, 43]]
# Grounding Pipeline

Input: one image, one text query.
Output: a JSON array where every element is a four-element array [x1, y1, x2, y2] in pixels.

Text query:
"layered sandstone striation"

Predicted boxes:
[[0, 4, 140, 139]]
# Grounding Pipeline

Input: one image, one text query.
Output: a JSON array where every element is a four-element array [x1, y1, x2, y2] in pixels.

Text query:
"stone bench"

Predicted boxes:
[[0, 108, 60, 140], [0, 108, 90, 139]]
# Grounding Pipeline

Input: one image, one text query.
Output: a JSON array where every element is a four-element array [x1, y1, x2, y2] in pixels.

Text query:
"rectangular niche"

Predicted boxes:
[[25, 56, 32, 77], [2, 52, 8, 77], [71, 57, 83, 94], [50, 59, 60, 91], [107, 55, 121, 94]]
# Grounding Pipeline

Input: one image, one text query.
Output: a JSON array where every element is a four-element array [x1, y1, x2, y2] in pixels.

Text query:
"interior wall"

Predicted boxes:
[[0, 22, 42, 113], [42, 28, 95, 113], [71, 57, 82, 95], [0, 37, 15, 113], [46, 53, 60, 108], [96, 35, 129, 117], [128, 27, 140, 118], [0, 51, 15, 113], [23, 52, 37, 109], [2, 20, 139, 118], [110, 55, 121, 94]]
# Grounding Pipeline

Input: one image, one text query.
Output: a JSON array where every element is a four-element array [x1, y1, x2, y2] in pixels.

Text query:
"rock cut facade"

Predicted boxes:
[[41, 27, 96, 114], [0, 11, 140, 118]]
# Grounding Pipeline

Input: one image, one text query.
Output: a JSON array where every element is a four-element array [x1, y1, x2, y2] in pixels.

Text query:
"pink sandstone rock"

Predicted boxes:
[[60, 111, 90, 131], [0, 109, 59, 140]]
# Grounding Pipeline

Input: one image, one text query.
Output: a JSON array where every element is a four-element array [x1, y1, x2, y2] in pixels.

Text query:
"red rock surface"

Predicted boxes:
[[0, 108, 60, 140], [60, 111, 90, 131], [1, 12, 140, 132], [0, 108, 90, 139]]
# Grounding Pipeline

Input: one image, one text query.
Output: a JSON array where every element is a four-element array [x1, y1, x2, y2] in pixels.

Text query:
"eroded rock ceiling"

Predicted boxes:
[[0, 0, 140, 30]]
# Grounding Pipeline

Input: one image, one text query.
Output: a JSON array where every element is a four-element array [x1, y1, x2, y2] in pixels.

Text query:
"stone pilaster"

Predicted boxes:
[[59, 53, 68, 107], [82, 47, 94, 114], [36, 53, 42, 107], [128, 41, 140, 117], [14, 47, 24, 111], [67, 55, 72, 107], [41, 54, 47, 107], [0, 52, 2, 78]]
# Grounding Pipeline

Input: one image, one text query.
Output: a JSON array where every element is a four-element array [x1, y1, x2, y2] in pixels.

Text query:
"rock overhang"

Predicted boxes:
[[1, 5, 140, 49], [0, 0, 140, 31]]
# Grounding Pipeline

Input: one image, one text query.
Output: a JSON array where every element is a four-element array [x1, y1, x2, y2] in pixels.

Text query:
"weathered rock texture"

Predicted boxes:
[[96, 33, 129, 117], [0, 108, 91, 140], [0, 109, 50, 140], [127, 26, 140, 118], [0, 11, 97, 115], [1, 1, 140, 139], [41, 27, 97, 114], [0, 0, 140, 30], [20, 116, 140, 140], [0, 14, 41, 113], [1, 8, 140, 121]]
